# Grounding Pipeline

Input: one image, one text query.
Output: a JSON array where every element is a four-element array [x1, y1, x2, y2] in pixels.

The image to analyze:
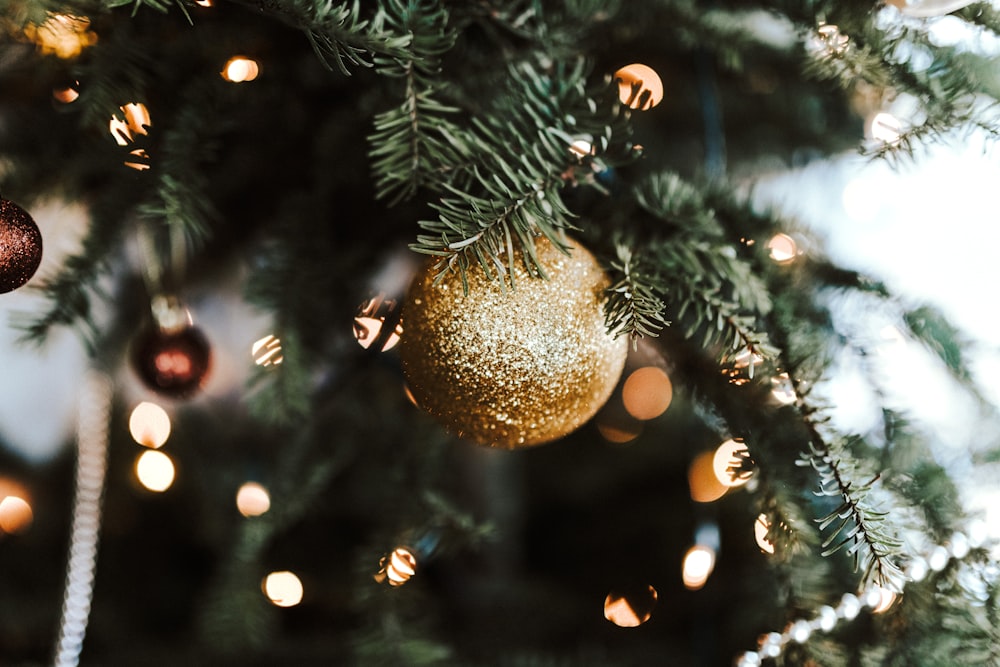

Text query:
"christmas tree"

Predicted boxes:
[[1, 1, 999, 665]]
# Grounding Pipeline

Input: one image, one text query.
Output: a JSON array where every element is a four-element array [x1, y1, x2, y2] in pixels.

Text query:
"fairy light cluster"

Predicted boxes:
[[734, 521, 993, 667], [128, 401, 176, 492]]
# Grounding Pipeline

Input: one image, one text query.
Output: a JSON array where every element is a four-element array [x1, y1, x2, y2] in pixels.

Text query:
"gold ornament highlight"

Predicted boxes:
[[400, 236, 627, 448]]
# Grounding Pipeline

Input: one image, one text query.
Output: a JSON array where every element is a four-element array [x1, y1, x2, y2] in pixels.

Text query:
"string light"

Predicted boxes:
[[604, 585, 658, 627], [24, 14, 98, 59], [262, 571, 303, 607], [128, 401, 171, 449], [682, 545, 716, 590], [621, 366, 673, 421], [251, 334, 284, 367], [766, 233, 797, 264], [375, 547, 418, 587], [614, 63, 663, 110], [754, 514, 775, 554], [353, 294, 403, 352], [135, 450, 175, 492], [221, 56, 260, 83], [0, 495, 33, 534], [688, 451, 729, 503], [53, 82, 80, 104], [712, 438, 752, 488], [236, 482, 271, 518], [109, 102, 152, 171]]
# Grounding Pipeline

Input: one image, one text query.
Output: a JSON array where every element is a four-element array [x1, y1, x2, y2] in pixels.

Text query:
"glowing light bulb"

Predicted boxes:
[[754, 514, 775, 554], [614, 63, 664, 110], [353, 295, 403, 352], [682, 545, 716, 590], [604, 585, 657, 627], [621, 366, 673, 421], [375, 547, 418, 587], [128, 401, 171, 448], [53, 82, 80, 104], [688, 451, 729, 503], [712, 439, 752, 488], [0, 495, 34, 534], [252, 334, 284, 367], [262, 570, 303, 607], [135, 450, 175, 492], [569, 138, 594, 157], [24, 14, 98, 59], [222, 57, 260, 83], [767, 233, 797, 264], [236, 482, 271, 517]]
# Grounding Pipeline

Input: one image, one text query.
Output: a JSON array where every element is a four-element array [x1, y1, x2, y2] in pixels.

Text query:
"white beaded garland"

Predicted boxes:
[[732, 524, 996, 665]]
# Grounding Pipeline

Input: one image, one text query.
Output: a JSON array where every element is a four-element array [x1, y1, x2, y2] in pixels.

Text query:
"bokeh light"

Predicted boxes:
[[870, 112, 902, 144], [682, 545, 716, 590], [52, 82, 80, 104], [604, 585, 658, 627], [24, 14, 98, 59], [767, 233, 797, 264], [614, 63, 663, 110], [252, 334, 284, 367], [867, 585, 898, 614], [621, 366, 673, 421], [221, 56, 260, 83], [569, 138, 594, 157], [353, 295, 403, 351], [597, 420, 642, 444], [688, 451, 729, 503], [135, 450, 175, 492], [128, 401, 171, 449], [754, 514, 775, 554], [0, 495, 34, 534], [809, 23, 850, 58], [236, 482, 271, 517], [109, 102, 151, 147], [375, 547, 417, 587], [712, 439, 752, 488], [262, 570, 303, 607], [770, 372, 797, 406]]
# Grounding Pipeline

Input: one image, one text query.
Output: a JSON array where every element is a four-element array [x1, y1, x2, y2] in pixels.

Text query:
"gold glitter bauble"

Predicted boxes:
[[400, 236, 628, 449]]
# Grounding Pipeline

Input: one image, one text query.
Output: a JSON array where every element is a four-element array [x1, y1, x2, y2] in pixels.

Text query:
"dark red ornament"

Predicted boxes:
[[131, 322, 212, 398], [0, 198, 43, 294]]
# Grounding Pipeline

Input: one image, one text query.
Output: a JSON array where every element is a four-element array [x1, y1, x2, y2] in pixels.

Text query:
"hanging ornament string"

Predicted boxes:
[[134, 220, 166, 298], [53, 371, 113, 667]]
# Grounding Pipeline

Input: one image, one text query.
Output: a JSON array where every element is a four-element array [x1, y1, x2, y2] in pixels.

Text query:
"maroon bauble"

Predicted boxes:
[[131, 323, 212, 398], [0, 198, 43, 294]]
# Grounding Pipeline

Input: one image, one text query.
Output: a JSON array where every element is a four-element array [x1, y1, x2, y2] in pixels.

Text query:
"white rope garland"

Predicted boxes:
[[53, 371, 113, 667]]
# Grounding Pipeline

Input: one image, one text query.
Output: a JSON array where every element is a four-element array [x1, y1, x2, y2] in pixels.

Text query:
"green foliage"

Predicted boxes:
[[409, 58, 634, 287], [368, 0, 465, 204], [301, 0, 413, 74], [603, 242, 669, 341], [799, 436, 905, 591]]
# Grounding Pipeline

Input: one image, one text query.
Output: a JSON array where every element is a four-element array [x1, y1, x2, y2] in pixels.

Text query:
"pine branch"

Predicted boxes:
[[797, 426, 905, 591], [226, 0, 412, 74], [410, 59, 634, 285], [368, 0, 467, 204], [603, 242, 669, 342]]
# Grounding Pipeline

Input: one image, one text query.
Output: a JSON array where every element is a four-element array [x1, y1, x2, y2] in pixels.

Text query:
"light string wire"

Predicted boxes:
[[733, 520, 997, 666], [53, 371, 113, 667]]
